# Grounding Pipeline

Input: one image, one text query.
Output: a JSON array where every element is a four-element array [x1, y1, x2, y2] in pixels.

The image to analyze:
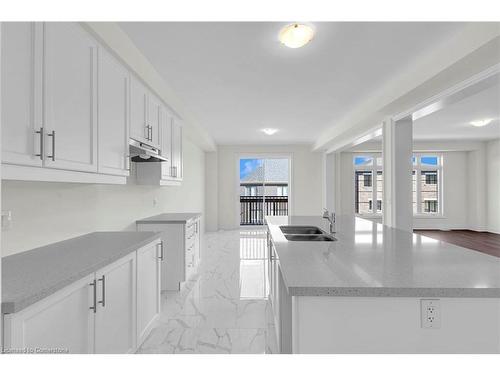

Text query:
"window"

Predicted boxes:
[[425, 172, 437, 185], [354, 155, 382, 216], [245, 186, 258, 196], [355, 153, 441, 217], [424, 200, 438, 213], [413, 154, 442, 215], [364, 174, 372, 187], [276, 186, 288, 196]]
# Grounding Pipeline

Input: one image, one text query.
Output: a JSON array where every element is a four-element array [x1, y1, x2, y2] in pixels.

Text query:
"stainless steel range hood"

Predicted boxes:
[[129, 138, 167, 163]]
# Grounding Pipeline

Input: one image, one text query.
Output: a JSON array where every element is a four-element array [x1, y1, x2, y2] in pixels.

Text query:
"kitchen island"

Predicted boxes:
[[265, 215, 500, 354]]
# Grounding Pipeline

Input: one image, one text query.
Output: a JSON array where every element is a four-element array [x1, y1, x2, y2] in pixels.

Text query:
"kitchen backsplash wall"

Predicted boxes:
[[1, 139, 205, 257]]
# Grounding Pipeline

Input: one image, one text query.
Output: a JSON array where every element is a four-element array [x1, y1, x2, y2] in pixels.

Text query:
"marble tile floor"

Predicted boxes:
[[137, 229, 278, 354]]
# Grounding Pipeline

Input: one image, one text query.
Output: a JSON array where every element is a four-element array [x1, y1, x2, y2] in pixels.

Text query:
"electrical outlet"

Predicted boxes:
[[421, 299, 441, 329]]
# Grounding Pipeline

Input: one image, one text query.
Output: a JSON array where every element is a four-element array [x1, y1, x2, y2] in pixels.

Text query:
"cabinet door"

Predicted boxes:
[[44, 22, 98, 172], [1, 22, 43, 167], [136, 241, 161, 346], [94, 253, 137, 354], [130, 75, 148, 143], [4, 275, 95, 354], [98, 48, 130, 176], [160, 107, 173, 179], [171, 116, 183, 179], [147, 93, 162, 148]]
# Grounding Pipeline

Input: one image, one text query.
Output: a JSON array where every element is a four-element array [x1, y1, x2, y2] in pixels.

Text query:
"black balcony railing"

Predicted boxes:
[[240, 196, 288, 225]]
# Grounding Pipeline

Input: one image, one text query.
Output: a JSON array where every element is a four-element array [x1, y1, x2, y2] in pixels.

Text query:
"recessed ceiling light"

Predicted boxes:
[[470, 118, 494, 127], [261, 128, 278, 135], [279, 23, 314, 49]]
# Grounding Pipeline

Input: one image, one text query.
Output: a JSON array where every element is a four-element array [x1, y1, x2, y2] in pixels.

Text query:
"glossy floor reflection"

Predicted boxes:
[[137, 229, 278, 354]]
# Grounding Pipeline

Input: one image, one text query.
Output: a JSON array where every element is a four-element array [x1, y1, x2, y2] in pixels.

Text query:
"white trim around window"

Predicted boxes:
[[412, 153, 443, 217]]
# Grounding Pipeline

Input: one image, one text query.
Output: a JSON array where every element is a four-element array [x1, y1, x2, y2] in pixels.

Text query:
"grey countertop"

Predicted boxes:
[[136, 212, 202, 224], [266, 215, 500, 298], [2, 231, 161, 314]]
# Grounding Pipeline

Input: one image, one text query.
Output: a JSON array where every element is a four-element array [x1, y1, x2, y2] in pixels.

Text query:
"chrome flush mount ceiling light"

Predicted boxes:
[[279, 23, 315, 48], [261, 128, 279, 135]]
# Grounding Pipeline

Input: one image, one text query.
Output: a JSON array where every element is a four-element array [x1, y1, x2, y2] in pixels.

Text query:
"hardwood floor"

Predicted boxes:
[[414, 230, 500, 258]]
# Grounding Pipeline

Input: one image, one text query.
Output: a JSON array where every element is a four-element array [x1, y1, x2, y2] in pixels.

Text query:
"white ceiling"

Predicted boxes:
[[413, 82, 500, 141], [119, 22, 467, 145]]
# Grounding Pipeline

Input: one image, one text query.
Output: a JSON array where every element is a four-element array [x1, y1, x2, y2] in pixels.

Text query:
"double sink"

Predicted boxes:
[[280, 225, 336, 242]]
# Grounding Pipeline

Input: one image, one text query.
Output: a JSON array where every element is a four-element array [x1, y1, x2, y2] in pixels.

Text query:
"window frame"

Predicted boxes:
[[353, 154, 383, 217], [413, 153, 443, 217], [353, 152, 443, 218]]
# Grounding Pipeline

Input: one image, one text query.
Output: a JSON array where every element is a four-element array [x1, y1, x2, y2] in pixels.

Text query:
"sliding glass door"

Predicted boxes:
[[239, 157, 290, 225]]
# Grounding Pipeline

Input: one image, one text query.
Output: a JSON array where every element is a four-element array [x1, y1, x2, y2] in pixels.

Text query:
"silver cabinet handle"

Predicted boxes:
[[125, 155, 131, 171], [89, 279, 97, 313], [98, 275, 106, 307], [147, 125, 152, 141], [35, 127, 44, 160], [144, 124, 149, 140], [47, 130, 55, 161], [158, 241, 164, 261]]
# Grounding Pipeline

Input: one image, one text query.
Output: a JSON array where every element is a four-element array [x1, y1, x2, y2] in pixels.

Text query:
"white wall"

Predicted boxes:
[[486, 139, 500, 234], [208, 144, 324, 230], [1, 139, 205, 256]]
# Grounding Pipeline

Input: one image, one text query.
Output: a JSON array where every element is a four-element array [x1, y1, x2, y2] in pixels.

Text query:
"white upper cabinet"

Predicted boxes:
[[147, 93, 162, 148], [160, 107, 173, 179], [2, 22, 185, 185], [130, 75, 149, 143], [171, 116, 183, 180], [130, 75, 162, 149], [1, 22, 43, 167], [98, 48, 130, 176], [43, 22, 98, 173]]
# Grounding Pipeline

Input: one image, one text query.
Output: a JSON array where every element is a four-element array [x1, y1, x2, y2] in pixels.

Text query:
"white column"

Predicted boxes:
[[324, 152, 335, 213], [324, 151, 342, 215], [467, 146, 487, 231], [383, 116, 413, 231]]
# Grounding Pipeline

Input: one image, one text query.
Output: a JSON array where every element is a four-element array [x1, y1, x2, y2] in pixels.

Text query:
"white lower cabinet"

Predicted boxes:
[[94, 252, 137, 354], [136, 241, 162, 346], [137, 217, 200, 291], [3, 274, 96, 354], [2, 239, 160, 354]]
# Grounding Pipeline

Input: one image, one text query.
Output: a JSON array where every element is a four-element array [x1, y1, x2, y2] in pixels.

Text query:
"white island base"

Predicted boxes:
[[275, 293, 500, 354]]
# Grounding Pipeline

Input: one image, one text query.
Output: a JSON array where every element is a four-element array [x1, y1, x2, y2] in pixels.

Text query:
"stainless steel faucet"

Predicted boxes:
[[322, 209, 336, 234]]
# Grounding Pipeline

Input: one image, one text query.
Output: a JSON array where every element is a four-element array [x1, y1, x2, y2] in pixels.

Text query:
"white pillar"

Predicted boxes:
[[324, 151, 342, 215], [383, 117, 413, 231], [467, 145, 487, 231]]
